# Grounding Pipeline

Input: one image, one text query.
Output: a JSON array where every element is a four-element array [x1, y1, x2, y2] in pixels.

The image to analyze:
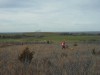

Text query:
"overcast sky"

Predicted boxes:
[[0, 0, 100, 32]]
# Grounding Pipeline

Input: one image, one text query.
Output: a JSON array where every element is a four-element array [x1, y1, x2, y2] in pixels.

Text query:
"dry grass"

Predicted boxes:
[[0, 42, 100, 75]]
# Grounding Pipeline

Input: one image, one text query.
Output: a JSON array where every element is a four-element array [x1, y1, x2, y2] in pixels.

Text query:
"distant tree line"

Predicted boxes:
[[59, 32, 100, 36], [0, 34, 45, 39], [0, 35, 22, 39]]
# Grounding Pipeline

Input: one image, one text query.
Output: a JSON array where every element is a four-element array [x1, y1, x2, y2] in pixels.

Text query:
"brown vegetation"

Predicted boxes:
[[0, 43, 100, 75]]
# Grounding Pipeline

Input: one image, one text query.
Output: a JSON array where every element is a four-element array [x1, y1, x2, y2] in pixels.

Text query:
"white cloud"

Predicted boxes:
[[0, 0, 100, 32]]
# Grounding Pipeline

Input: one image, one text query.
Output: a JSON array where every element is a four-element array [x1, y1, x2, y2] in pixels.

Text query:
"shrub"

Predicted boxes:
[[73, 43, 78, 46], [18, 47, 35, 64], [92, 48, 96, 55], [47, 40, 50, 44]]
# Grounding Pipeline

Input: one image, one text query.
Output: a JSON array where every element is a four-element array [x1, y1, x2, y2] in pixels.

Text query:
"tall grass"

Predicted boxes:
[[0, 43, 99, 75]]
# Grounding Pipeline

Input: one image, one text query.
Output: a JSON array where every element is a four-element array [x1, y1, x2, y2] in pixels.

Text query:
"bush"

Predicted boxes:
[[73, 43, 78, 46], [92, 48, 96, 55], [18, 47, 35, 64]]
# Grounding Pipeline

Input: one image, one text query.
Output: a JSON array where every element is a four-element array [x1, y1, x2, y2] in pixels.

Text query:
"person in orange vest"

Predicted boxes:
[[61, 41, 66, 49]]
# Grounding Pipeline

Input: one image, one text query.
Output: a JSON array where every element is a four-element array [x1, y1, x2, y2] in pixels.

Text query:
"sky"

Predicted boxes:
[[0, 0, 100, 32]]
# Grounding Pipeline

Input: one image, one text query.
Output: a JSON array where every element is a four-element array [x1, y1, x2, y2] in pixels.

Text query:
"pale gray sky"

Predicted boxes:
[[0, 0, 100, 32]]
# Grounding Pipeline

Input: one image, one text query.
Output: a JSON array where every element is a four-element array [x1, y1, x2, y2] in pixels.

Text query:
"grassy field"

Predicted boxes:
[[0, 32, 100, 75], [0, 32, 100, 42], [0, 43, 100, 75]]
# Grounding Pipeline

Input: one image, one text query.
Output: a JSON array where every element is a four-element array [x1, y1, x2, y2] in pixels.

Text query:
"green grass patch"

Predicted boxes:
[[0, 33, 100, 43]]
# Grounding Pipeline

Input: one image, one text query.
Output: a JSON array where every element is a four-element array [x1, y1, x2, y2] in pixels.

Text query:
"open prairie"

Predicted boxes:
[[0, 32, 100, 75], [1, 0, 100, 74], [0, 41, 100, 75]]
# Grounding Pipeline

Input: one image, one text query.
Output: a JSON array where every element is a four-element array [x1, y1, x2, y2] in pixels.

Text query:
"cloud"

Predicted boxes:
[[0, 0, 35, 8], [0, 0, 100, 32]]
